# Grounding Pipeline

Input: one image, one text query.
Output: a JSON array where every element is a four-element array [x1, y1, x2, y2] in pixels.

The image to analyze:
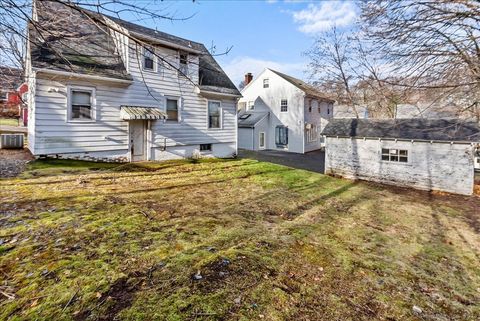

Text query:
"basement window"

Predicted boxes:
[[200, 144, 212, 151], [381, 148, 408, 163]]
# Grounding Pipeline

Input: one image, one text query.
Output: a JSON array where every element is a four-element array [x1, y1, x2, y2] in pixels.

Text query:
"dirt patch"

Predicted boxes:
[[0, 149, 34, 178], [191, 256, 276, 295]]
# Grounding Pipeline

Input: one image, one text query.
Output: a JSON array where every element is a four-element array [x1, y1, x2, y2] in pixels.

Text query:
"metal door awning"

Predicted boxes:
[[120, 106, 167, 120]]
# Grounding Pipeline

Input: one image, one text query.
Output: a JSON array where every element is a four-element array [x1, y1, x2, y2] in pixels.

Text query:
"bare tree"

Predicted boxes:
[[360, 0, 480, 120], [305, 27, 361, 117]]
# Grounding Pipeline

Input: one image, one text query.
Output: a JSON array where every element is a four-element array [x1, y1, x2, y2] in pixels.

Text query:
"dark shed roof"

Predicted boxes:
[[269, 69, 334, 103], [30, 1, 240, 95], [322, 118, 480, 142]]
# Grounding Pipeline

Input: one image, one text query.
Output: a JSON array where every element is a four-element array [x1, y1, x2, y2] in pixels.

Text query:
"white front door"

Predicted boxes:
[[129, 120, 146, 161], [259, 132, 265, 149]]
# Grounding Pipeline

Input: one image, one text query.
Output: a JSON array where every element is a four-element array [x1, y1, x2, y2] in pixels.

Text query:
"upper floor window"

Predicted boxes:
[[143, 46, 155, 71], [69, 87, 95, 121], [179, 53, 188, 75], [247, 101, 254, 110], [280, 99, 288, 112], [208, 101, 221, 129], [263, 79, 269, 88], [381, 148, 408, 163], [318, 105, 321, 113], [166, 98, 179, 122], [308, 100, 312, 113]]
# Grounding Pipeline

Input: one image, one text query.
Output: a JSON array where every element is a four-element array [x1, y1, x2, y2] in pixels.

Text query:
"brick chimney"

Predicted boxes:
[[244, 73, 253, 86]]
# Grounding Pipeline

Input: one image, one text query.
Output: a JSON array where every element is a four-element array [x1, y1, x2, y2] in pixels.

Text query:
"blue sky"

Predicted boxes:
[[120, 0, 358, 86]]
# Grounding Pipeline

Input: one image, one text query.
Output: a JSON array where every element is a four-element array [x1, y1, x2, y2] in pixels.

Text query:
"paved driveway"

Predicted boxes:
[[238, 149, 325, 174]]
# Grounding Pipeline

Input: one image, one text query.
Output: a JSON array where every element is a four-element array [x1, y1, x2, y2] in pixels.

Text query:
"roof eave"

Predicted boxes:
[[323, 135, 478, 144], [34, 68, 133, 84], [199, 89, 242, 99], [131, 31, 204, 55]]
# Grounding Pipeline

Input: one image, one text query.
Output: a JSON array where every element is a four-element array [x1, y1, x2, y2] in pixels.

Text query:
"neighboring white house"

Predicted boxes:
[[26, 1, 241, 162], [322, 118, 480, 195], [237, 69, 334, 153]]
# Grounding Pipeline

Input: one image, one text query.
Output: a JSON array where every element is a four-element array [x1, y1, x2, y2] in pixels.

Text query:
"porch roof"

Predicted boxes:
[[120, 106, 167, 120]]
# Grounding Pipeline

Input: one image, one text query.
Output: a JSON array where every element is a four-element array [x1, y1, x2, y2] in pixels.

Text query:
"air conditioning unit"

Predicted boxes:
[[0, 134, 24, 149]]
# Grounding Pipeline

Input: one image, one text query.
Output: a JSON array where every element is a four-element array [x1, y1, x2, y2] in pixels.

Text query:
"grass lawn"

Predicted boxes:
[[0, 118, 19, 127], [0, 158, 479, 320]]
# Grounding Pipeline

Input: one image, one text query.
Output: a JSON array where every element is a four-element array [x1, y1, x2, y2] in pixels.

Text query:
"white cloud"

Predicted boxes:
[[292, 1, 357, 34], [222, 56, 305, 86]]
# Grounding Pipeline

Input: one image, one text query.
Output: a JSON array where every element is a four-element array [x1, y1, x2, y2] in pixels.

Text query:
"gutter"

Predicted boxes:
[[199, 89, 242, 98], [34, 68, 133, 84], [324, 135, 479, 145]]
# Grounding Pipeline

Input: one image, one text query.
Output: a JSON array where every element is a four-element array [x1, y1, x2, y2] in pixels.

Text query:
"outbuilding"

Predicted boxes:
[[322, 119, 480, 195]]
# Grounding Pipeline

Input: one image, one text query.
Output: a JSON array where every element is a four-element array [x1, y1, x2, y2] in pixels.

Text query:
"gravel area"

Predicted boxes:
[[0, 149, 34, 178]]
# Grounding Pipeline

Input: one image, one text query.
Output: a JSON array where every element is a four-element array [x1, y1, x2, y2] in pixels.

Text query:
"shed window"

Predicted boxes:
[[280, 99, 288, 112], [166, 98, 178, 122], [179, 53, 188, 75], [70, 89, 93, 120], [208, 101, 221, 129], [275, 125, 288, 146], [381, 148, 408, 163], [143, 47, 155, 71], [263, 79, 269, 88]]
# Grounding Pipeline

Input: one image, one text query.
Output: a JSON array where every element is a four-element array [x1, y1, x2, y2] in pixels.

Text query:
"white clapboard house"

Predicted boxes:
[[237, 69, 334, 153], [26, 1, 241, 162]]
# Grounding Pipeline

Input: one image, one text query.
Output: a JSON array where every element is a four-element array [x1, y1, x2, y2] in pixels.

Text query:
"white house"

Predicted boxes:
[[26, 1, 241, 162], [237, 69, 334, 153], [322, 118, 480, 195]]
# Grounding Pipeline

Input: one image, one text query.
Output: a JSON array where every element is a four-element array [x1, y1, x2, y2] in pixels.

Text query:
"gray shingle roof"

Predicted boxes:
[[322, 118, 480, 142], [269, 69, 334, 103], [30, 1, 131, 80], [238, 112, 269, 128], [30, 1, 240, 95]]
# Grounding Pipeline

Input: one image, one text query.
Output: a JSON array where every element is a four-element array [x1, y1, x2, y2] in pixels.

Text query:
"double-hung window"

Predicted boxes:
[[166, 98, 179, 122], [381, 148, 408, 163], [143, 46, 155, 71], [179, 53, 188, 75], [247, 101, 254, 110], [69, 87, 94, 121], [208, 101, 221, 129], [275, 125, 288, 146], [280, 99, 288, 112], [263, 79, 269, 88]]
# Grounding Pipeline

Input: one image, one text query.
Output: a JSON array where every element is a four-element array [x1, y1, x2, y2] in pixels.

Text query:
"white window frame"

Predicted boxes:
[[142, 46, 156, 72], [247, 101, 254, 111], [178, 52, 188, 77], [280, 99, 288, 113], [165, 96, 181, 123], [263, 78, 269, 88], [259, 132, 266, 149], [67, 85, 96, 123], [207, 100, 222, 130], [381, 148, 409, 164]]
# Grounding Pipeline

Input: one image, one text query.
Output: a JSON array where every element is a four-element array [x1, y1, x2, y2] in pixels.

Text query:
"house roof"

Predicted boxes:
[[268, 69, 334, 103], [322, 118, 480, 143], [30, 1, 240, 96], [238, 112, 269, 128]]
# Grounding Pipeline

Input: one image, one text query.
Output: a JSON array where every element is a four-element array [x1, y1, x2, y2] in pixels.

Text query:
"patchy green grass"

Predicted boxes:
[[0, 158, 479, 321]]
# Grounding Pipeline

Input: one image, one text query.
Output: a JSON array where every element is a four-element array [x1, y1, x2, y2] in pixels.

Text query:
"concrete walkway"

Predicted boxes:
[[239, 149, 325, 174]]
